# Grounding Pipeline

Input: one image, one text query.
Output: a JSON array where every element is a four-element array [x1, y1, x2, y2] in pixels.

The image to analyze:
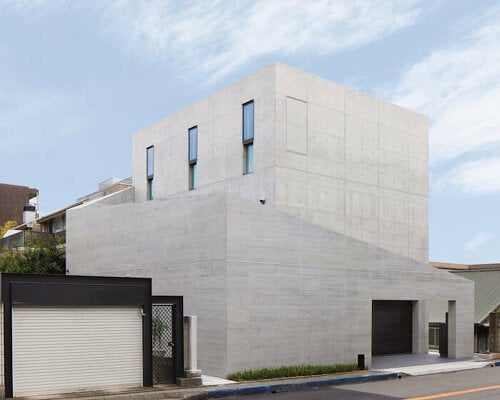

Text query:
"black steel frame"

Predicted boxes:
[[152, 295, 184, 381], [1, 273, 153, 398]]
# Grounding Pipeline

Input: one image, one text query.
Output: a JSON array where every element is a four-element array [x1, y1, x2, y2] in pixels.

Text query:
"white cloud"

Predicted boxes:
[[0, 88, 83, 153], [435, 156, 500, 195], [390, 5, 500, 167], [1, 0, 73, 17], [3, 0, 423, 82], [99, 0, 423, 82], [464, 231, 494, 252]]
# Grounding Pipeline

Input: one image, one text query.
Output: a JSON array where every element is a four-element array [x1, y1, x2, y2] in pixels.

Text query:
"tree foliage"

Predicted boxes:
[[0, 235, 65, 274], [152, 317, 166, 347], [0, 220, 18, 238]]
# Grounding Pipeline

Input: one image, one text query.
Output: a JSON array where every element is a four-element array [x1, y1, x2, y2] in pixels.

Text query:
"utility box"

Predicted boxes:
[[489, 312, 500, 353]]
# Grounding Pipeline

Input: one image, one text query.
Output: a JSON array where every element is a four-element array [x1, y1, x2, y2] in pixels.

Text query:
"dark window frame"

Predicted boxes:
[[146, 146, 154, 200], [242, 100, 254, 174], [188, 126, 198, 190], [188, 126, 198, 165], [146, 146, 154, 179], [147, 178, 154, 200], [189, 163, 197, 191], [242, 100, 254, 145], [243, 143, 254, 175]]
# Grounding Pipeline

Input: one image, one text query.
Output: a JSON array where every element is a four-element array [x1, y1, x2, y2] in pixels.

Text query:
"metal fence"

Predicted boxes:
[[152, 304, 175, 384]]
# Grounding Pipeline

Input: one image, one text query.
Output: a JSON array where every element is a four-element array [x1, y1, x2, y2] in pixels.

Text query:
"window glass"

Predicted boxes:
[[244, 143, 254, 174], [53, 217, 65, 233], [147, 178, 153, 200], [189, 127, 197, 163], [147, 146, 154, 177], [242, 101, 254, 142], [189, 163, 198, 190]]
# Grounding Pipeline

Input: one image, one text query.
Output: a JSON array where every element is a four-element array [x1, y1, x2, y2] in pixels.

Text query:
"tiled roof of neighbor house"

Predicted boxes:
[[428, 268, 500, 324]]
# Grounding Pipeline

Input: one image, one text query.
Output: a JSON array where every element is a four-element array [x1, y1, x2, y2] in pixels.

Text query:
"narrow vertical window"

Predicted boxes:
[[188, 126, 198, 190], [242, 101, 254, 174], [146, 146, 154, 200]]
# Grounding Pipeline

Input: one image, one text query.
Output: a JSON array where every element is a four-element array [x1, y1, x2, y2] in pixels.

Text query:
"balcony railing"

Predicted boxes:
[[0, 230, 65, 251]]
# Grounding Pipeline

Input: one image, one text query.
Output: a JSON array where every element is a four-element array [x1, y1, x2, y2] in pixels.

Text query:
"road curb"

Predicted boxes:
[[206, 373, 398, 399]]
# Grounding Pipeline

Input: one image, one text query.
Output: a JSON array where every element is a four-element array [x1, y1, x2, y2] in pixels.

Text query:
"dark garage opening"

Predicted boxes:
[[372, 300, 413, 356]]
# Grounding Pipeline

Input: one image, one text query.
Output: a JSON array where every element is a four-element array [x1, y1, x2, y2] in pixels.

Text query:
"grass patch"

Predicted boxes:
[[227, 363, 360, 381]]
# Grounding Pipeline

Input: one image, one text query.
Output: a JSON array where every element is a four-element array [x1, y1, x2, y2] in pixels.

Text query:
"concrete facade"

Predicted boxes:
[[133, 63, 428, 263], [67, 63, 473, 377], [68, 193, 473, 376]]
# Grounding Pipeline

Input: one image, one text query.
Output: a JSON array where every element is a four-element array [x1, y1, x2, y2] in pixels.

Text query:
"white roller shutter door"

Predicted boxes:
[[12, 306, 143, 397]]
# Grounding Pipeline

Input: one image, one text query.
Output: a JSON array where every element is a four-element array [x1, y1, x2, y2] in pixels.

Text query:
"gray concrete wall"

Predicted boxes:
[[273, 63, 429, 263], [67, 195, 228, 375], [224, 194, 472, 371], [225, 261, 473, 372], [132, 64, 276, 206], [132, 63, 428, 263], [76, 187, 135, 209], [67, 192, 473, 377]]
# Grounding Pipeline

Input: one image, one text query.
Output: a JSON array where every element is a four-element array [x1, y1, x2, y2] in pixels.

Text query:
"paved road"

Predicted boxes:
[[220, 367, 500, 399], [345, 367, 500, 399]]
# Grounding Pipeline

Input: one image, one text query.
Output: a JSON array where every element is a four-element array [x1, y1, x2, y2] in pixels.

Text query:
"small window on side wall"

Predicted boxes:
[[188, 126, 198, 190], [242, 101, 254, 174], [146, 145, 154, 200]]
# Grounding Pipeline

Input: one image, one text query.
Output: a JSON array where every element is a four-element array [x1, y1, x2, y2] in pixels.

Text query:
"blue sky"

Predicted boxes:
[[1, 0, 499, 264]]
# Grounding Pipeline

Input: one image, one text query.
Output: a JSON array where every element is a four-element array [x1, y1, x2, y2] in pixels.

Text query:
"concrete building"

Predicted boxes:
[[67, 63, 474, 377]]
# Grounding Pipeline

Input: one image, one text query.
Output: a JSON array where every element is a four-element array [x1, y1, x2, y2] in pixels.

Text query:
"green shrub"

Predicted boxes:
[[0, 235, 65, 274], [227, 363, 360, 381]]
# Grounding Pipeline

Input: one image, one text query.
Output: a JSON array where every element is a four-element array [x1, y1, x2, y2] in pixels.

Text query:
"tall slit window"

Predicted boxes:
[[146, 146, 154, 200], [242, 101, 254, 174], [188, 126, 198, 190]]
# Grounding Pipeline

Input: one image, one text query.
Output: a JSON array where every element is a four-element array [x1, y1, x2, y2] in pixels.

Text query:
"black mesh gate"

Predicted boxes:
[[152, 304, 175, 384], [151, 296, 184, 385]]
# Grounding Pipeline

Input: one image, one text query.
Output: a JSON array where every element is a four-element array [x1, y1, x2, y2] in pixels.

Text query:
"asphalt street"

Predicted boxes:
[[220, 367, 500, 399]]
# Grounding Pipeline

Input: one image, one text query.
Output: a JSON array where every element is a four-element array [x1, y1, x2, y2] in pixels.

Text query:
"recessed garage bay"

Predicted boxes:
[[372, 300, 413, 356]]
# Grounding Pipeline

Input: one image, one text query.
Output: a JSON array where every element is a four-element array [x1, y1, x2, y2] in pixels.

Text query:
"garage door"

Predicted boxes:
[[372, 300, 413, 356], [12, 306, 143, 397]]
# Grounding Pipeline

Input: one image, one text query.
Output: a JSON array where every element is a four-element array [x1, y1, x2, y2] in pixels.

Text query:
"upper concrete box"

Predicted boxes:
[[132, 63, 429, 263]]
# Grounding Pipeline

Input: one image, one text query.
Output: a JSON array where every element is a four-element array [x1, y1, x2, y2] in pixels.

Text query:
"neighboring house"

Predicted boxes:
[[429, 262, 500, 353], [0, 183, 38, 227], [0, 178, 133, 251], [66, 63, 474, 377], [36, 177, 133, 236]]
